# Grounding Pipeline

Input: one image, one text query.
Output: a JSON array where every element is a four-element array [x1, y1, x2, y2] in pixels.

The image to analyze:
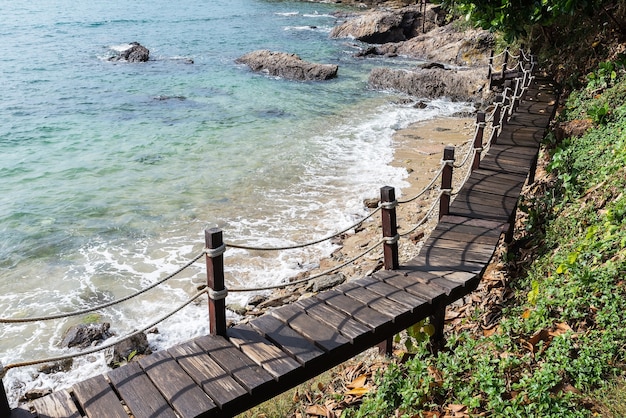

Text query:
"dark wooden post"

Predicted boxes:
[[439, 146, 455, 220], [205, 228, 227, 337], [472, 111, 486, 171], [502, 80, 512, 124], [489, 95, 503, 146], [501, 47, 509, 80], [1, 368, 10, 417], [429, 301, 446, 353], [487, 50, 494, 89], [523, 63, 532, 89], [380, 186, 399, 271]]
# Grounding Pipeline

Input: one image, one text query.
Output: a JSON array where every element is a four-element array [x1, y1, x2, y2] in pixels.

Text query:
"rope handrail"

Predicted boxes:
[[453, 137, 477, 169], [2, 289, 208, 376], [228, 238, 386, 293], [0, 251, 206, 324], [225, 206, 381, 252], [399, 190, 442, 237], [397, 162, 445, 205]]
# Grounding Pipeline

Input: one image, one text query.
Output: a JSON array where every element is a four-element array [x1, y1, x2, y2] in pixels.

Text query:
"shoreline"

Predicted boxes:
[[240, 114, 477, 314]]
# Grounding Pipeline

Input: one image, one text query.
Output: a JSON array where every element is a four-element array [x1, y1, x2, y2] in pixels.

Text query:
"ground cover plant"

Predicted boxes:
[[339, 59, 626, 418]]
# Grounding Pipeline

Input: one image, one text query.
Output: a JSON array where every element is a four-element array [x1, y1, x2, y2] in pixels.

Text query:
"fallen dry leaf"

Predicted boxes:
[[447, 404, 467, 413], [305, 404, 328, 417], [344, 387, 369, 397], [347, 374, 368, 389]]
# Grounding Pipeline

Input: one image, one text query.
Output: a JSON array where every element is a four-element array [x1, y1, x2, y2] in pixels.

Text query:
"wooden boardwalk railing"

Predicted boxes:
[[6, 73, 557, 418]]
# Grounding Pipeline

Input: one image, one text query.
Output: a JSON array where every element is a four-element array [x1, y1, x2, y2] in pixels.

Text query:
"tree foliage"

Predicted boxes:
[[436, 0, 613, 40]]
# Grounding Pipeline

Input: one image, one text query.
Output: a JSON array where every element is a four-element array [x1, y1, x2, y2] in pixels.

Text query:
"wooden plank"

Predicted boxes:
[[108, 361, 177, 418], [373, 270, 447, 304], [423, 235, 498, 257], [294, 297, 372, 344], [228, 324, 301, 381], [169, 341, 248, 410], [248, 314, 325, 367], [356, 275, 429, 313], [461, 174, 527, 196], [139, 350, 216, 418], [408, 252, 486, 275], [29, 391, 81, 418], [315, 290, 393, 332], [336, 281, 412, 321], [438, 214, 509, 230], [418, 243, 496, 265], [429, 224, 503, 246], [193, 335, 275, 396], [269, 303, 351, 352], [72, 374, 128, 418]]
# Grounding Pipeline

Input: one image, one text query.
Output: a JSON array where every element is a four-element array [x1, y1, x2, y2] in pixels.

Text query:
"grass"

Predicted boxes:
[[338, 60, 626, 418]]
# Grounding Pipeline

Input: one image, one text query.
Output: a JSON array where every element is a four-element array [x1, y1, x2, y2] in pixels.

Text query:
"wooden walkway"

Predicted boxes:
[[9, 77, 557, 418]]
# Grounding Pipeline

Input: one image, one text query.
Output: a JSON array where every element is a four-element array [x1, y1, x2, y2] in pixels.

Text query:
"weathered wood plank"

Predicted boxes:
[[29, 391, 81, 418], [337, 281, 412, 321], [269, 303, 351, 353], [228, 324, 301, 381], [108, 361, 177, 418], [356, 275, 429, 314], [139, 350, 216, 418], [372, 270, 447, 304], [248, 314, 325, 367], [193, 335, 275, 396], [315, 290, 393, 332], [169, 341, 248, 410], [72, 374, 128, 418], [294, 297, 372, 344]]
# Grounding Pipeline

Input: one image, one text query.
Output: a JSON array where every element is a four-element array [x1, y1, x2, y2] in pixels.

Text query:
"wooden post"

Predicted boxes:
[[428, 302, 446, 353], [205, 228, 227, 337], [421, 0, 426, 33], [471, 111, 485, 172], [501, 47, 509, 80], [381, 186, 399, 271], [487, 50, 494, 89], [439, 146, 455, 220], [502, 80, 512, 125], [1, 369, 10, 417], [489, 95, 503, 146]]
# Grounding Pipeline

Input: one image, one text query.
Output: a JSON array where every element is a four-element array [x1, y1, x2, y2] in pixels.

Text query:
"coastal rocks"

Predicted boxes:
[[109, 332, 151, 366], [368, 66, 487, 102], [109, 42, 150, 62], [330, 6, 422, 43], [236, 50, 338, 81], [61, 322, 112, 349], [376, 26, 495, 66]]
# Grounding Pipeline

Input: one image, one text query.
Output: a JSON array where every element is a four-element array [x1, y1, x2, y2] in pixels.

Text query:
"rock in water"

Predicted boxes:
[[61, 322, 112, 349], [236, 50, 338, 81], [110, 42, 150, 62]]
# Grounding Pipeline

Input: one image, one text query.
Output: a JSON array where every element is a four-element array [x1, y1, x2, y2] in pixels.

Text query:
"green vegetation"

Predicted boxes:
[[435, 0, 618, 41], [340, 54, 626, 418]]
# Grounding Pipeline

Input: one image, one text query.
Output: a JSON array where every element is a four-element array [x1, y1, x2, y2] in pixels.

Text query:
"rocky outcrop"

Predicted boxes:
[[109, 332, 151, 366], [330, 5, 445, 44], [61, 322, 112, 349], [369, 66, 488, 102], [109, 42, 150, 62], [236, 50, 338, 81], [376, 26, 495, 66]]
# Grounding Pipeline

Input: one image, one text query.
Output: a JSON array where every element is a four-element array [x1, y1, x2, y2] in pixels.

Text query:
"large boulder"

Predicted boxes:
[[236, 50, 338, 81], [109, 42, 150, 63], [368, 66, 488, 102], [330, 5, 445, 44], [377, 26, 495, 66]]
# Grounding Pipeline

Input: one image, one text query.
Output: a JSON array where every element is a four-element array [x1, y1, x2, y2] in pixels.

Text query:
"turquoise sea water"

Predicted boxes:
[[0, 0, 472, 402]]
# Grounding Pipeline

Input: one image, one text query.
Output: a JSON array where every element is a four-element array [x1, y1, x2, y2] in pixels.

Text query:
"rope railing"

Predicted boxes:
[[0, 251, 206, 324], [224, 205, 381, 252], [1, 289, 208, 377]]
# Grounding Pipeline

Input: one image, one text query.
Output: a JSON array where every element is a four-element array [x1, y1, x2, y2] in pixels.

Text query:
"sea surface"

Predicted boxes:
[[0, 0, 472, 404]]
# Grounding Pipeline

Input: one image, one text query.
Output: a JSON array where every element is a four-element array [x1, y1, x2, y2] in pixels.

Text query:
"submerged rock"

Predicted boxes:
[[236, 50, 338, 81], [61, 322, 112, 349]]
